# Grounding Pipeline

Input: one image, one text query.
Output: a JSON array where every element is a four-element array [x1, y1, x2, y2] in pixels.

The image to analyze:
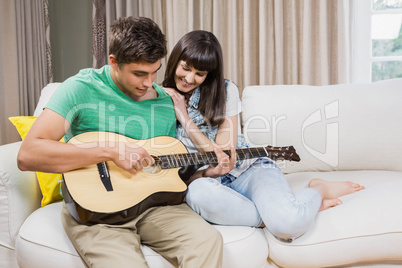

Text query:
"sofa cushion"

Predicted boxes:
[[16, 202, 268, 268], [267, 170, 402, 268], [241, 78, 402, 174]]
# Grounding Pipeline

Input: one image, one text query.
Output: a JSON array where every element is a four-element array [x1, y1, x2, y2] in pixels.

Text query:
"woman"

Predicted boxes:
[[163, 30, 364, 241]]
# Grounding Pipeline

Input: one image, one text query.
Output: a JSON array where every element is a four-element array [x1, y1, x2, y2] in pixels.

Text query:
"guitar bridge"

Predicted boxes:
[[97, 162, 113, 191]]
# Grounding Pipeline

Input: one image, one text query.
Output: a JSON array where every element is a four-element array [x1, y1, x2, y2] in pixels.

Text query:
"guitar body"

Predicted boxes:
[[62, 131, 300, 225], [62, 132, 188, 225]]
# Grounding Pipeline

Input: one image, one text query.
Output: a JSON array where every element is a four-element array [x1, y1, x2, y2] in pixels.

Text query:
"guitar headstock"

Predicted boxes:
[[264, 145, 301, 162]]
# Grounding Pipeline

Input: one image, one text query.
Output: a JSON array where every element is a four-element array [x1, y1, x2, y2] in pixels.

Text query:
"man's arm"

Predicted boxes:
[[17, 109, 153, 174]]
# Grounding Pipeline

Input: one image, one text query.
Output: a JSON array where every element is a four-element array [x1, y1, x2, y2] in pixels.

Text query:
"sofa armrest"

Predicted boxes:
[[0, 141, 41, 249]]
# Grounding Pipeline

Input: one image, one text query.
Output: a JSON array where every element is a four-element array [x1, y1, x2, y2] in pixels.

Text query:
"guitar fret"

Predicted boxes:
[[165, 155, 173, 168], [174, 154, 181, 167], [178, 155, 184, 166], [245, 148, 253, 158], [238, 148, 245, 160], [187, 153, 195, 166], [201, 152, 207, 165], [164, 155, 171, 168], [239, 148, 249, 160], [211, 151, 218, 164], [203, 152, 215, 165], [254, 148, 264, 157], [181, 154, 189, 166], [247, 148, 253, 158], [257, 148, 265, 157], [176, 154, 183, 167], [192, 152, 200, 165], [196, 153, 204, 165], [188, 154, 195, 166], [170, 154, 177, 168]]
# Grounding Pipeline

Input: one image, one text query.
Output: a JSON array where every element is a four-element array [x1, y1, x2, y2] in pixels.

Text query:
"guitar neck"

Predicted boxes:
[[156, 146, 299, 169]]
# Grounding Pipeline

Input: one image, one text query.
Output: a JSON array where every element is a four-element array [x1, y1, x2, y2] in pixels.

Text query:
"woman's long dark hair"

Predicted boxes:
[[163, 30, 226, 126]]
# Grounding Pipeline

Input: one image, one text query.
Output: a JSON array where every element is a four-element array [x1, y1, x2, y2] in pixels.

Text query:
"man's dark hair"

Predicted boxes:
[[109, 16, 167, 65]]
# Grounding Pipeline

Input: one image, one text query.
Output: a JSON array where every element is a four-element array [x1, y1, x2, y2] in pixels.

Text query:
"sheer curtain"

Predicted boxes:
[[0, 0, 52, 145], [93, 0, 353, 93], [93, 0, 166, 82]]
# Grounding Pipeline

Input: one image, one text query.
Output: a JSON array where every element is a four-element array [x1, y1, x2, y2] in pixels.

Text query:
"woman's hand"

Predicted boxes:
[[164, 87, 190, 125], [202, 146, 236, 178]]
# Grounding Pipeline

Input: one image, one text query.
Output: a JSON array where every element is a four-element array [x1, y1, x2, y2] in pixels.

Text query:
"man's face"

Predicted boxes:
[[110, 57, 161, 101]]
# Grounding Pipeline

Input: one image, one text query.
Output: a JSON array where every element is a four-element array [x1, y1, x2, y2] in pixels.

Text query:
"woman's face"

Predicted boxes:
[[174, 60, 208, 93]]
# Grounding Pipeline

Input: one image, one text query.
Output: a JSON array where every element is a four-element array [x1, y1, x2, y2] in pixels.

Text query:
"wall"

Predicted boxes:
[[49, 0, 93, 82]]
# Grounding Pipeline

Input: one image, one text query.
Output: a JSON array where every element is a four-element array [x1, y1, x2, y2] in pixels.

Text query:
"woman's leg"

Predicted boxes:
[[230, 159, 322, 241], [185, 177, 263, 227]]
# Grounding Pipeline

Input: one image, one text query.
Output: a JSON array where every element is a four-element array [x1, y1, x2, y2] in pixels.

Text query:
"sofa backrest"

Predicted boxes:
[[241, 78, 402, 174], [33, 83, 62, 116]]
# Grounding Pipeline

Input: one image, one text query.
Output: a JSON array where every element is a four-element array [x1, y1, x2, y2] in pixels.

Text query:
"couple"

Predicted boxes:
[[18, 17, 364, 267]]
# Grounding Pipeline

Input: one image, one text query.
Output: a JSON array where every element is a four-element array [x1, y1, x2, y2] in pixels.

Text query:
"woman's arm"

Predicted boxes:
[[164, 87, 238, 152], [215, 114, 238, 150], [164, 87, 238, 178]]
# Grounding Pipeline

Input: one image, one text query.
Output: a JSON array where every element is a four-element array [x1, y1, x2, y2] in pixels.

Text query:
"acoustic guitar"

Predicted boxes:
[[62, 131, 300, 225]]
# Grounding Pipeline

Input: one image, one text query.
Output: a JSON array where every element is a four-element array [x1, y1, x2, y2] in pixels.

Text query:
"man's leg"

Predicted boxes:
[[137, 203, 223, 268], [61, 204, 148, 268]]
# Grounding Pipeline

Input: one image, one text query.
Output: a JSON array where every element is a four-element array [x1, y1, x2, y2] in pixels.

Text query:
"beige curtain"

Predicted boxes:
[[93, 0, 352, 93], [0, 0, 52, 145]]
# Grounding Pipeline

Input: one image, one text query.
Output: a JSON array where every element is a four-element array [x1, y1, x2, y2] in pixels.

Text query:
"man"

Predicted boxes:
[[18, 17, 223, 267]]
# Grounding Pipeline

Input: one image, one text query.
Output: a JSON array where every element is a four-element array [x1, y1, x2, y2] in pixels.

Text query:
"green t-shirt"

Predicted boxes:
[[46, 65, 176, 142]]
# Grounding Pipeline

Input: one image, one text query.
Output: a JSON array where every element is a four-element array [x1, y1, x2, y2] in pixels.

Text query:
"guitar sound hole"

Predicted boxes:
[[142, 156, 162, 174], [143, 163, 162, 174]]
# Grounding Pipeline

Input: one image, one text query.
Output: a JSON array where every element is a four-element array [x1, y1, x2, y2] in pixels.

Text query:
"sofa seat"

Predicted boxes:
[[16, 202, 269, 268], [273, 170, 402, 268]]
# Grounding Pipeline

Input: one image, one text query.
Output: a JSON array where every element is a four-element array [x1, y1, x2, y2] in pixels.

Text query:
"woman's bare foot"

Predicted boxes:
[[309, 178, 365, 199], [319, 198, 342, 211], [308, 178, 365, 211]]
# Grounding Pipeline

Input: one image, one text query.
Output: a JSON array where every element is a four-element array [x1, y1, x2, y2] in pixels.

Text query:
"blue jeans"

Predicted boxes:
[[185, 158, 322, 241]]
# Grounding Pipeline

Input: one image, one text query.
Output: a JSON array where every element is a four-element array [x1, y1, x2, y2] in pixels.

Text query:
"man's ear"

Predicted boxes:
[[109, 55, 118, 70]]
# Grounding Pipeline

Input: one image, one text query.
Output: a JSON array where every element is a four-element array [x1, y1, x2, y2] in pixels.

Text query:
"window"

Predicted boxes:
[[353, 0, 402, 82]]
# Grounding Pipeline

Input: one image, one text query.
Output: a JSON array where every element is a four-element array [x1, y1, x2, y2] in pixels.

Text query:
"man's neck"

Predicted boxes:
[[136, 87, 158, 101]]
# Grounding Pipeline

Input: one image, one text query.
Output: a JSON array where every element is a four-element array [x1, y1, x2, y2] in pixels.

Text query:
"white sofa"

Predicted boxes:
[[1, 78, 402, 268]]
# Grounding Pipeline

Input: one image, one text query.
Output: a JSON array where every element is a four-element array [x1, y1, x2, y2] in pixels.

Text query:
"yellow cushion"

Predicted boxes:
[[8, 116, 37, 140], [9, 116, 64, 207]]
